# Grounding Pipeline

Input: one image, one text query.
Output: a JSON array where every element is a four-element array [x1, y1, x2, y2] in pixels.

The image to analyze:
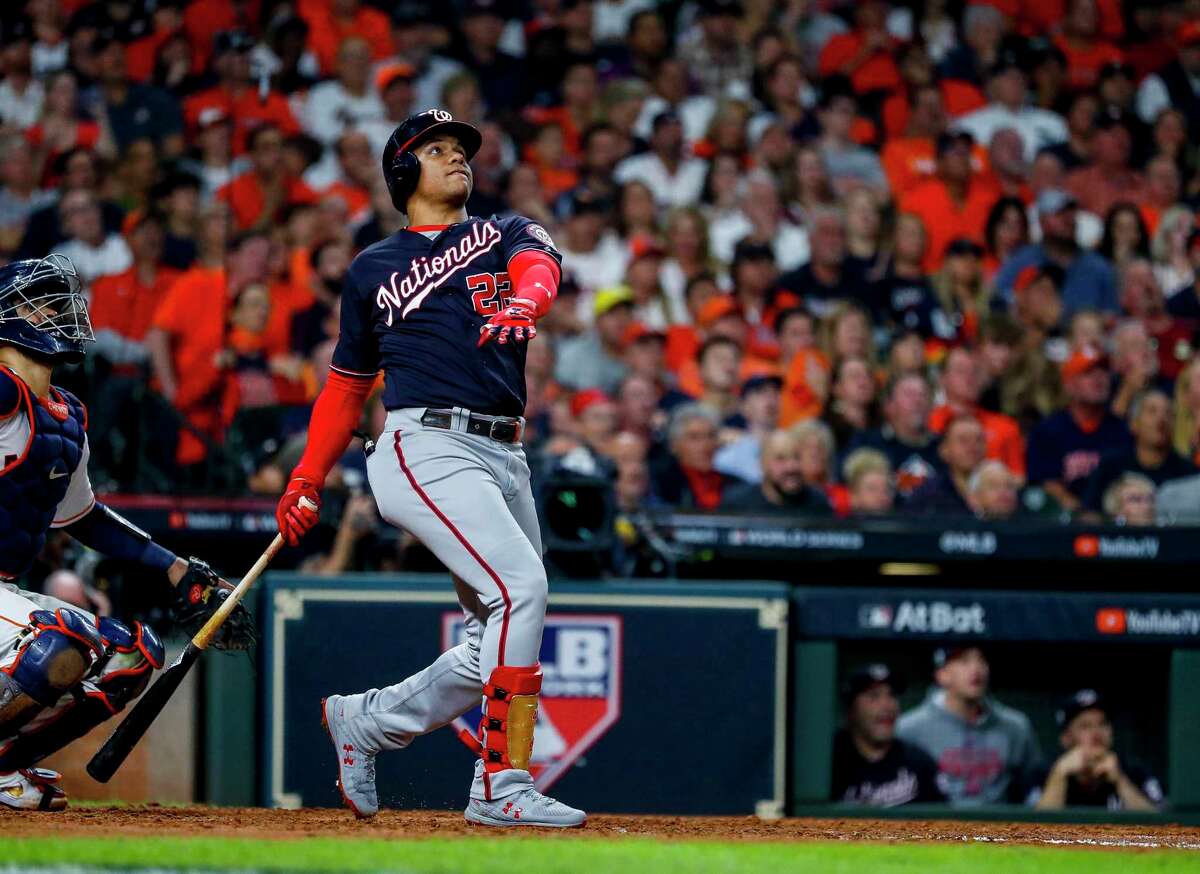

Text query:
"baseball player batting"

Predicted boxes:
[[0, 254, 252, 811], [275, 109, 585, 828]]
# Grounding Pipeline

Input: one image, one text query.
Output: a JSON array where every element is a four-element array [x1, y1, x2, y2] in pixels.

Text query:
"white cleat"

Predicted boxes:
[[465, 784, 587, 828], [0, 769, 67, 811], [321, 695, 378, 819]]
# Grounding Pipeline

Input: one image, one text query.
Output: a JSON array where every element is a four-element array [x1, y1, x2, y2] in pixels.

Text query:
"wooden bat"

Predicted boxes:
[[87, 530, 289, 783]]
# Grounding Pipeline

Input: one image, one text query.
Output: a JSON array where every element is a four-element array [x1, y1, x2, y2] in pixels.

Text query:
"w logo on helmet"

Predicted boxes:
[[430, 110, 452, 122]]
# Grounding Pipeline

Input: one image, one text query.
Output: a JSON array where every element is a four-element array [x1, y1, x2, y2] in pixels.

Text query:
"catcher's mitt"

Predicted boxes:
[[171, 557, 257, 651]]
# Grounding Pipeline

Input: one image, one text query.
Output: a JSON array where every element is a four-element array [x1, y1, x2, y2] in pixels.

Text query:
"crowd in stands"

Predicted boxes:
[[2, 0, 1200, 533]]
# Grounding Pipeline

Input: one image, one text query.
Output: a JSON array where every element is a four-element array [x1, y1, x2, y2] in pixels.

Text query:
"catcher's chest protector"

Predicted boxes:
[[0, 371, 86, 578]]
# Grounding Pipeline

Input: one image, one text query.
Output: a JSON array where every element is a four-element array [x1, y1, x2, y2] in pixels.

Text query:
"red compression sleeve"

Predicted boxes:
[[507, 249, 560, 317], [292, 370, 374, 486]]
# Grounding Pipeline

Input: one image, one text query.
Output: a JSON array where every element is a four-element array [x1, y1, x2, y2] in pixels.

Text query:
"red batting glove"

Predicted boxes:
[[276, 477, 321, 546], [478, 298, 538, 347]]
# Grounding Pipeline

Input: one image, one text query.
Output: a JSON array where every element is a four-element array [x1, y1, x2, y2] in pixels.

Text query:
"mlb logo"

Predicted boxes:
[[442, 613, 622, 791], [859, 604, 894, 629]]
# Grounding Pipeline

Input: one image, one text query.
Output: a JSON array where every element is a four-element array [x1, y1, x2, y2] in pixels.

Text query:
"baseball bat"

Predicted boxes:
[[87, 530, 289, 783]]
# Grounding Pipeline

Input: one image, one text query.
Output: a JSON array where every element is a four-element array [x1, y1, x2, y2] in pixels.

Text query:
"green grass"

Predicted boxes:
[[0, 836, 1195, 873]]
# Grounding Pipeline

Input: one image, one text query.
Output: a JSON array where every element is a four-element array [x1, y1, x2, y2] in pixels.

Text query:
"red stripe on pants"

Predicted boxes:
[[392, 430, 513, 665]]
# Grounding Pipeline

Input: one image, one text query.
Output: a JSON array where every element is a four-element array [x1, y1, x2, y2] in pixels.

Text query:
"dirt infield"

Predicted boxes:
[[4, 808, 1199, 850]]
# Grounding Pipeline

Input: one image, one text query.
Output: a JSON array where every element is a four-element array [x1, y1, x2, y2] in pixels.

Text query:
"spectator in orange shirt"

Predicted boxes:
[[90, 211, 180, 370], [1064, 109, 1146, 219], [525, 123, 579, 203], [674, 297, 777, 396], [525, 62, 600, 161], [25, 71, 112, 187], [182, 0, 261, 74], [318, 130, 375, 226], [298, 0, 392, 76], [146, 226, 272, 465], [125, 2, 187, 84], [184, 31, 300, 155], [216, 282, 282, 422], [881, 43, 985, 142], [1053, 0, 1124, 92], [900, 130, 999, 272], [289, 237, 351, 360], [780, 347, 831, 429], [881, 84, 947, 197], [779, 305, 832, 427], [217, 125, 318, 231], [818, 0, 902, 101], [664, 273, 719, 374], [1014, 0, 1124, 43], [930, 347, 1027, 477]]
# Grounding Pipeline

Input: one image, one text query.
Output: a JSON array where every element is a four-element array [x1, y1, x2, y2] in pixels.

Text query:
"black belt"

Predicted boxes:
[[420, 408, 525, 444]]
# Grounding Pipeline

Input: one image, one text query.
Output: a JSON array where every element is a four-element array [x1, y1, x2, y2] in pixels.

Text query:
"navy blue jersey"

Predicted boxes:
[[332, 215, 561, 417], [1025, 410, 1132, 495]]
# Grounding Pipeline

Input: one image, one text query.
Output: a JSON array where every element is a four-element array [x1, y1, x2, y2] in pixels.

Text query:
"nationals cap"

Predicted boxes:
[[1056, 688, 1107, 728], [841, 663, 906, 705], [384, 109, 482, 168]]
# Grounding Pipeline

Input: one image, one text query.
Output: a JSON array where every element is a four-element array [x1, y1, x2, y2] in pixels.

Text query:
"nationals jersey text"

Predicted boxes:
[[332, 216, 561, 416]]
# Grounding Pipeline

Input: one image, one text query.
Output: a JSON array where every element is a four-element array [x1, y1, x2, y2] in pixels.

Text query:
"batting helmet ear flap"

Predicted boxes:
[[385, 149, 420, 213]]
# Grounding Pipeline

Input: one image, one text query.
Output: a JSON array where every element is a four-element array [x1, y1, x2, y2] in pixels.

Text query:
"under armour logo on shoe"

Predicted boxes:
[[502, 801, 522, 819], [343, 743, 354, 766]]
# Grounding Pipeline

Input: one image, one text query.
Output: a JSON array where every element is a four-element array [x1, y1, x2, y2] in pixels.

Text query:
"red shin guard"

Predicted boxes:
[[479, 664, 542, 774]]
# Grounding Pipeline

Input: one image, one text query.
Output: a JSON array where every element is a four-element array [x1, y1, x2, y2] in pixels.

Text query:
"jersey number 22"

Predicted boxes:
[[467, 272, 514, 316]]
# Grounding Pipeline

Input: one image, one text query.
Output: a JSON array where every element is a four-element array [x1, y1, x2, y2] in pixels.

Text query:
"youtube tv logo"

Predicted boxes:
[[1074, 536, 1100, 558], [1096, 608, 1127, 635]]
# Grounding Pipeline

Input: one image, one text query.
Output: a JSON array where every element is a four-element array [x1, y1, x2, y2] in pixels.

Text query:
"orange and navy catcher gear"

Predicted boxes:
[[0, 614, 164, 772], [1, 609, 101, 715], [382, 109, 483, 213], [0, 255, 93, 365]]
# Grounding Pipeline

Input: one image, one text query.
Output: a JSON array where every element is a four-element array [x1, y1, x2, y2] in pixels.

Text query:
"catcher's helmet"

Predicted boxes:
[[382, 109, 482, 213], [0, 254, 93, 365]]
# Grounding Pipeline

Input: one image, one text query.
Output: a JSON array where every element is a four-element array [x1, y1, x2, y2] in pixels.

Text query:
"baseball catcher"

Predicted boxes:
[[0, 254, 253, 811], [276, 109, 585, 827]]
